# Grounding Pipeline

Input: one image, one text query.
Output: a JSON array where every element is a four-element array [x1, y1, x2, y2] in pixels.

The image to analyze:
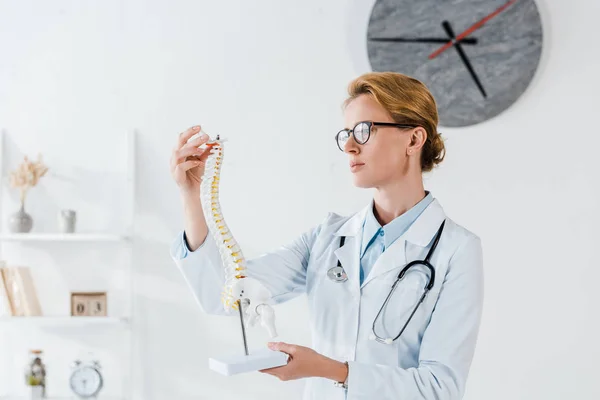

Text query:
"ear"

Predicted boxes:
[[408, 127, 427, 153]]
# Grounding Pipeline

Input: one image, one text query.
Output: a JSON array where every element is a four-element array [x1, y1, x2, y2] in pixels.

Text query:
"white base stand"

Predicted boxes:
[[209, 348, 289, 376]]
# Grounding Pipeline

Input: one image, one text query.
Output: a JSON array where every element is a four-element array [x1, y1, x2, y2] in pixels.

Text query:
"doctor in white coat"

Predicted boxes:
[[169, 71, 484, 400]]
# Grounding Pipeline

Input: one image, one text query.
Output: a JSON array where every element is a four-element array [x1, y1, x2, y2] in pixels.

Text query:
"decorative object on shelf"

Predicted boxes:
[[70, 292, 107, 317], [58, 209, 77, 233], [0, 261, 11, 317], [24, 349, 47, 399], [7, 154, 49, 233], [69, 357, 103, 399], [8, 203, 33, 234], [0, 266, 42, 316]]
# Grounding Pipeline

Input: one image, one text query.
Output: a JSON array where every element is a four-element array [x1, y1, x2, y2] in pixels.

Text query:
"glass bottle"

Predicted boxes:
[[24, 349, 46, 399]]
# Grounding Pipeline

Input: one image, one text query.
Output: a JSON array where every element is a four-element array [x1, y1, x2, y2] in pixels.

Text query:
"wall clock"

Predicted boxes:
[[365, 0, 544, 127]]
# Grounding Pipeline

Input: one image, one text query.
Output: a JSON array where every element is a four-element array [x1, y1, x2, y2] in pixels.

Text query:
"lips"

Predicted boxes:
[[350, 161, 365, 172]]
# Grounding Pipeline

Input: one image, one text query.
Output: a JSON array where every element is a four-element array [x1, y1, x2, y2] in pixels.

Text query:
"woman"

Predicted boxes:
[[169, 72, 484, 400]]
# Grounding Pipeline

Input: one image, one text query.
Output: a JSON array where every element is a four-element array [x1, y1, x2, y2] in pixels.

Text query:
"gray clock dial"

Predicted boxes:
[[366, 0, 543, 127]]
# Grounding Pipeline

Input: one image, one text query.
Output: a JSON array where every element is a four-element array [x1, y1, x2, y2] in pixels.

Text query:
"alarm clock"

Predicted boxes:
[[69, 359, 103, 399]]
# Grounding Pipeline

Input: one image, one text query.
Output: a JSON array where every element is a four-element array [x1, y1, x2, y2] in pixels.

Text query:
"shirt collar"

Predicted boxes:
[[360, 191, 434, 256]]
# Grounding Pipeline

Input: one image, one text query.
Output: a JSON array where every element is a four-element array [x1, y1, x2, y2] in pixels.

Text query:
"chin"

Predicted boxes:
[[351, 175, 376, 189]]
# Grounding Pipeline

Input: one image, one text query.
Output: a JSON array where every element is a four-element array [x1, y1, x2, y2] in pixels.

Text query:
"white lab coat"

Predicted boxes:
[[171, 198, 484, 400]]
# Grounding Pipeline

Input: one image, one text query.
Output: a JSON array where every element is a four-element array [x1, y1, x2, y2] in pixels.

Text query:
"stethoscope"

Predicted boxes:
[[327, 219, 446, 345]]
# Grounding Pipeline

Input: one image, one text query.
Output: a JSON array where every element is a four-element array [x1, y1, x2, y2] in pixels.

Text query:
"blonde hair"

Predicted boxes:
[[343, 72, 445, 172]]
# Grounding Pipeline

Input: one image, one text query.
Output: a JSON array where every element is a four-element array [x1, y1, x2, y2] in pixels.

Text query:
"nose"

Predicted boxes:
[[343, 135, 359, 154]]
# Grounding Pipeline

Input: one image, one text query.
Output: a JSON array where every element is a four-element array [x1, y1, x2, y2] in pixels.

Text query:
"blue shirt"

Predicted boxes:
[[173, 230, 194, 259], [359, 191, 433, 284]]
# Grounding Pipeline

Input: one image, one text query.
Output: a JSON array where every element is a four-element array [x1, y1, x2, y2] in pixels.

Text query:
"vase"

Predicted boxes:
[[8, 203, 33, 233]]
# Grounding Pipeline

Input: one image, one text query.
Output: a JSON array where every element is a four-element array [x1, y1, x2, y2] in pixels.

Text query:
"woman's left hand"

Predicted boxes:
[[259, 342, 347, 382]]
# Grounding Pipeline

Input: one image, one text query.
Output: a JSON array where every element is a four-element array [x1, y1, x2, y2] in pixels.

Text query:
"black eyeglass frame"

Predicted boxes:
[[335, 121, 418, 152]]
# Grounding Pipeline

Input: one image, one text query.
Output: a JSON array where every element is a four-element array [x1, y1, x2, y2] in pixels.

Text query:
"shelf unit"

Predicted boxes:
[[0, 233, 130, 242], [0, 316, 130, 325], [0, 129, 137, 399], [0, 397, 126, 400]]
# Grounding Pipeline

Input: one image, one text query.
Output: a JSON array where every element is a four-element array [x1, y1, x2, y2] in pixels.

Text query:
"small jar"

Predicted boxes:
[[24, 349, 46, 399], [58, 209, 76, 233]]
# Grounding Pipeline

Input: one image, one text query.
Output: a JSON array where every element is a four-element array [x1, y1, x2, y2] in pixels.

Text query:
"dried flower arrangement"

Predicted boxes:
[[8, 154, 49, 207]]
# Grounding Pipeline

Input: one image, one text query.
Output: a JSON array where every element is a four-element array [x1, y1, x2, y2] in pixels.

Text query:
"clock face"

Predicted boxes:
[[70, 366, 103, 398], [366, 0, 543, 127]]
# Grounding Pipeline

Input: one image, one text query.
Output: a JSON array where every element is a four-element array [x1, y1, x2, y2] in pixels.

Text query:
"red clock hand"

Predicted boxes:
[[428, 0, 517, 60]]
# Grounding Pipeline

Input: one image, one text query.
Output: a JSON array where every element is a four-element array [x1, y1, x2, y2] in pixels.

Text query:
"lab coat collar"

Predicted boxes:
[[402, 198, 446, 247], [333, 200, 373, 237], [333, 198, 447, 289], [362, 198, 446, 287], [333, 197, 446, 246]]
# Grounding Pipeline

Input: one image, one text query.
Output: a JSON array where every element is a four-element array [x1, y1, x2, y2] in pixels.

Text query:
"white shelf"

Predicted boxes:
[[0, 316, 130, 325], [0, 233, 130, 242], [0, 397, 126, 400]]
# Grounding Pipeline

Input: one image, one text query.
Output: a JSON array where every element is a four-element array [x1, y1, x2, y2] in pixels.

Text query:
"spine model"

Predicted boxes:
[[198, 131, 278, 337], [198, 133, 245, 311]]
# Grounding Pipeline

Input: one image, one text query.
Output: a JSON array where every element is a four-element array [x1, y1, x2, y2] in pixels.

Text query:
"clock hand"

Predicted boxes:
[[429, 0, 517, 59], [442, 21, 487, 98], [369, 37, 478, 45]]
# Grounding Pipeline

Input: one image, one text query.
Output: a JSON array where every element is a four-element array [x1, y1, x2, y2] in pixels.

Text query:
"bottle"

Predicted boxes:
[[24, 349, 46, 399]]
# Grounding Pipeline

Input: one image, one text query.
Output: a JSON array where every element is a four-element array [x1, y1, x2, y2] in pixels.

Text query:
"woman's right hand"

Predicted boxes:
[[170, 125, 214, 197]]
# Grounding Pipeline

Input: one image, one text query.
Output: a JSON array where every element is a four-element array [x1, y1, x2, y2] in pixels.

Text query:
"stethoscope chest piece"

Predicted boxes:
[[327, 266, 348, 283]]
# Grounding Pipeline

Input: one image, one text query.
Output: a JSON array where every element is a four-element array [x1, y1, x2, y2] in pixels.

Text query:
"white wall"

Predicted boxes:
[[0, 0, 599, 399]]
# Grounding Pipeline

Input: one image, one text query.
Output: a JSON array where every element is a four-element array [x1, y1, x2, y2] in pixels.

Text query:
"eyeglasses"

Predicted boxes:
[[335, 121, 418, 152]]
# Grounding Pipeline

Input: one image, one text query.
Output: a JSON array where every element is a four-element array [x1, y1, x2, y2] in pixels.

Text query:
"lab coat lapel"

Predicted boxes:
[[333, 203, 370, 289], [360, 199, 447, 288], [360, 238, 407, 288], [332, 236, 361, 289]]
